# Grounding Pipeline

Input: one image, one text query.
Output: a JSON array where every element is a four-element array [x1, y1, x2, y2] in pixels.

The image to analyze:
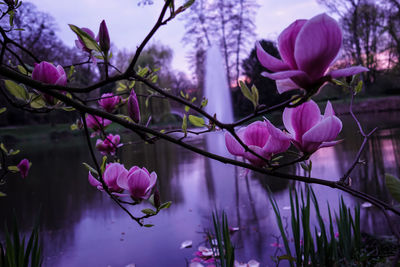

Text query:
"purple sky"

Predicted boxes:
[[29, 0, 327, 73]]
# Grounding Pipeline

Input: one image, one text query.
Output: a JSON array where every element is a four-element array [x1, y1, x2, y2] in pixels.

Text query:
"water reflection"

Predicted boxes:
[[0, 111, 399, 266]]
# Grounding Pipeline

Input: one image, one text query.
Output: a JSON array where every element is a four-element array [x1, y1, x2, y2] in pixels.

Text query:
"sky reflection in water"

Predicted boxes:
[[0, 111, 399, 266]]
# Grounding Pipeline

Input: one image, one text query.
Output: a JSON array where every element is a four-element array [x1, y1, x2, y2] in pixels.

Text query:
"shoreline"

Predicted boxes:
[[330, 95, 400, 115]]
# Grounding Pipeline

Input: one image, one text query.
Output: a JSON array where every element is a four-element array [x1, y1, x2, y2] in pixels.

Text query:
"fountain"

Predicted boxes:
[[204, 44, 234, 123]]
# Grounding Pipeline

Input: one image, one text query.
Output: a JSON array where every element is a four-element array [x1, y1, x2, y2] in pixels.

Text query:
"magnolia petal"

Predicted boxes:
[[242, 121, 269, 147], [225, 132, 245, 156], [256, 42, 289, 72], [127, 169, 150, 198], [261, 70, 309, 81], [282, 107, 295, 136], [295, 13, 342, 80], [303, 116, 342, 145], [329, 66, 369, 79], [323, 101, 335, 118], [318, 139, 342, 149], [88, 172, 102, 187], [243, 145, 269, 166], [278, 19, 307, 69], [263, 120, 291, 154], [289, 100, 322, 142], [276, 78, 300, 94]]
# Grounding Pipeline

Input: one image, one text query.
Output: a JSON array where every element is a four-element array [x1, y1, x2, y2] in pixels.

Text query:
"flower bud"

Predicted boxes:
[[17, 158, 30, 178], [128, 89, 140, 123], [98, 20, 110, 54]]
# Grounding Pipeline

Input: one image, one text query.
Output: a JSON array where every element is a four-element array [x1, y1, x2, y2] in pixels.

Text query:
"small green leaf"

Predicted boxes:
[[62, 107, 75, 112], [141, 208, 156, 215], [70, 124, 78, 131], [137, 67, 149, 77], [68, 65, 75, 79], [332, 79, 346, 86], [4, 80, 28, 101], [184, 105, 190, 112], [159, 201, 171, 210], [151, 74, 158, 83], [354, 80, 363, 94], [30, 95, 46, 109], [17, 65, 28, 75], [180, 91, 185, 98], [143, 224, 154, 228], [9, 149, 20, 156], [188, 115, 204, 127], [182, 115, 187, 135], [0, 143, 8, 153], [191, 97, 197, 103], [385, 173, 400, 203], [0, 107, 6, 114], [100, 156, 107, 174], [0, 192, 6, 197], [239, 81, 253, 101], [201, 98, 208, 108], [82, 162, 98, 176], [8, 165, 19, 172], [69, 24, 101, 52], [251, 85, 259, 106]]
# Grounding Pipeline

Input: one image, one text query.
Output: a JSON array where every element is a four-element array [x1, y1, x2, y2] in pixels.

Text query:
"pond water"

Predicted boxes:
[[1, 111, 400, 266]]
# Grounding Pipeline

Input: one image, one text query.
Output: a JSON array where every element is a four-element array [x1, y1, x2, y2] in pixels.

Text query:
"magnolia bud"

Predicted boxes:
[[128, 89, 140, 123], [98, 20, 110, 53]]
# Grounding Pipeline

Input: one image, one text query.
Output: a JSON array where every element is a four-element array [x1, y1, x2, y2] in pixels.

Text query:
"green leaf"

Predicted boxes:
[[100, 156, 107, 174], [70, 123, 78, 131], [68, 65, 75, 79], [82, 162, 98, 176], [191, 97, 197, 103], [159, 201, 171, 210], [184, 105, 190, 112], [9, 149, 20, 156], [385, 173, 400, 203], [4, 80, 28, 101], [137, 67, 149, 77], [180, 91, 185, 98], [62, 107, 75, 112], [251, 85, 259, 106], [182, 114, 187, 135], [17, 65, 28, 75], [201, 98, 208, 108], [0, 107, 6, 114], [188, 115, 204, 127], [332, 79, 346, 86], [0, 143, 8, 153], [116, 114, 134, 123], [8, 9, 14, 27], [354, 80, 363, 94], [69, 24, 101, 52], [141, 209, 156, 215], [0, 192, 6, 197], [143, 224, 154, 228], [8, 165, 19, 172], [29, 95, 46, 109], [151, 74, 158, 83]]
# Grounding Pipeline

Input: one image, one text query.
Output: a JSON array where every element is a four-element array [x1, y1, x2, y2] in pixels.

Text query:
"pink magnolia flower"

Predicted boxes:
[[98, 20, 110, 53], [98, 93, 120, 113], [225, 120, 291, 166], [85, 114, 112, 132], [95, 134, 122, 155], [17, 158, 30, 178], [256, 13, 368, 94], [88, 162, 127, 192], [32, 61, 67, 104], [283, 100, 342, 154], [117, 166, 157, 200], [128, 89, 140, 123], [32, 61, 67, 86]]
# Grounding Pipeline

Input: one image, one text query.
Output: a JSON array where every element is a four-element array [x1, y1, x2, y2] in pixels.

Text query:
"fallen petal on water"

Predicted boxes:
[[180, 240, 193, 249], [361, 202, 372, 208]]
